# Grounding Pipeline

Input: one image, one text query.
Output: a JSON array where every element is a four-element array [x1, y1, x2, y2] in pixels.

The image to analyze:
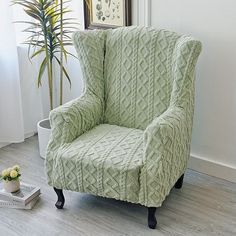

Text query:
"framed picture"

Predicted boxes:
[[84, 0, 131, 29]]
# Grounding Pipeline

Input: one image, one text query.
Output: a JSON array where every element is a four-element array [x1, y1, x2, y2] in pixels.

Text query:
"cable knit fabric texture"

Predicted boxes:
[[45, 26, 202, 207]]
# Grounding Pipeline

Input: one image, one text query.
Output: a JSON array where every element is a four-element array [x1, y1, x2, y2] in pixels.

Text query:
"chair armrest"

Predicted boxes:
[[45, 93, 103, 187], [48, 93, 103, 146], [139, 106, 191, 207]]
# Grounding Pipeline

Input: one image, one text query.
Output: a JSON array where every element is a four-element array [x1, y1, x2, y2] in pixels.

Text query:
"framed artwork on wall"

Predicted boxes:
[[84, 0, 131, 29]]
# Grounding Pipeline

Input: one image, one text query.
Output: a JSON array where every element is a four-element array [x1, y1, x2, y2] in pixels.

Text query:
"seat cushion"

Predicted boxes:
[[55, 124, 144, 203]]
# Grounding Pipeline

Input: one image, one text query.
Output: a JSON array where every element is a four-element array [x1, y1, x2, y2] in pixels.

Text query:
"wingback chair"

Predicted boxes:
[[46, 26, 202, 229]]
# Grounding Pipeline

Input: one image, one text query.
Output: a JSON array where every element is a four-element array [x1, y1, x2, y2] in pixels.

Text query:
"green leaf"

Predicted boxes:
[[55, 56, 71, 88], [31, 47, 45, 59], [65, 51, 78, 59], [37, 57, 48, 87], [24, 10, 42, 22], [13, 20, 40, 27]]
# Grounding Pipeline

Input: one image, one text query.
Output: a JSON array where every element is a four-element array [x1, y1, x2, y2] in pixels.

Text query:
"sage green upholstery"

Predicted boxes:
[[46, 26, 202, 207]]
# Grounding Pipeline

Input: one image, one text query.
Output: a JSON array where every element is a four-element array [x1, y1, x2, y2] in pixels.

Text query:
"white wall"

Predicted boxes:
[[138, 0, 236, 181]]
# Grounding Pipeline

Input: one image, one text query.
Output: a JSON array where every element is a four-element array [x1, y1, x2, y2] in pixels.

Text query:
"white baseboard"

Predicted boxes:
[[24, 131, 36, 139], [0, 142, 10, 148], [188, 154, 236, 183], [0, 132, 36, 149]]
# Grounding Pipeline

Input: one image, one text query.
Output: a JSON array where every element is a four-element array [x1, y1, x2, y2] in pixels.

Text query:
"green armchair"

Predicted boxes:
[[45, 26, 202, 229]]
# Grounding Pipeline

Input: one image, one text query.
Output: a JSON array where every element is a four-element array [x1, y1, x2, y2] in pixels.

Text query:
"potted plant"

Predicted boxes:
[[0, 165, 21, 193], [13, 0, 78, 158]]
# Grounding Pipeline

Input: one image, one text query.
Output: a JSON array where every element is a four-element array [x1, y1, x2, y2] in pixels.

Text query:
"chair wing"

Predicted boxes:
[[140, 37, 202, 206], [46, 30, 107, 186]]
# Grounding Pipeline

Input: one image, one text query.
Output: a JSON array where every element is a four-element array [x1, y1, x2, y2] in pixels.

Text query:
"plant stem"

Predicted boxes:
[[40, 1, 53, 111], [43, 28, 53, 111], [59, 0, 63, 105], [49, 59, 53, 110]]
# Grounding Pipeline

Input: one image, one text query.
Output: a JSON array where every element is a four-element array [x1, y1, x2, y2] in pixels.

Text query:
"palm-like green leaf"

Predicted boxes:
[[55, 56, 71, 88], [31, 47, 45, 59], [37, 57, 48, 87]]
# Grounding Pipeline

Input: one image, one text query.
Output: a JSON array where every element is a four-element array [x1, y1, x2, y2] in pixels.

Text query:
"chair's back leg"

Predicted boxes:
[[175, 174, 184, 189]]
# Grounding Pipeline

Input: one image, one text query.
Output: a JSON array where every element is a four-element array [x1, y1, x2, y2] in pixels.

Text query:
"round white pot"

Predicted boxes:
[[37, 118, 51, 159], [4, 179, 20, 193]]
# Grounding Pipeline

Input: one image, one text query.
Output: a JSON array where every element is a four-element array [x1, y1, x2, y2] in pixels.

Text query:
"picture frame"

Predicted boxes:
[[84, 0, 131, 29]]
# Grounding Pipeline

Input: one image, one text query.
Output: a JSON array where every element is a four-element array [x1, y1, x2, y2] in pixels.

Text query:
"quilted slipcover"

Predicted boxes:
[[46, 26, 202, 207]]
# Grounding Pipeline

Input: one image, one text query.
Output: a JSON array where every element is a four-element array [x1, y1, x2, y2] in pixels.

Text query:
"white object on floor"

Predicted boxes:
[[37, 118, 51, 159], [0, 195, 39, 209], [3, 179, 20, 193], [0, 181, 41, 206]]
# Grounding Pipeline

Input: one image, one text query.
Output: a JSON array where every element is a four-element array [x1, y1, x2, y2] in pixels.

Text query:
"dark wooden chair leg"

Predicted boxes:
[[148, 207, 157, 229], [175, 174, 184, 189], [53, 187, 65, 209]]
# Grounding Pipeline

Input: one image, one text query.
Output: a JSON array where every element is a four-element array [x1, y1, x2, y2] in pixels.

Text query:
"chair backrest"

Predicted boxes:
[[73, 26, 202, 130]]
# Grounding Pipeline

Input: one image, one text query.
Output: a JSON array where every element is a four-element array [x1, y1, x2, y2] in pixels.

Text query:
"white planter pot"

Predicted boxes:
[[4, 179, 20, 193], [37, 118, 51, 159]]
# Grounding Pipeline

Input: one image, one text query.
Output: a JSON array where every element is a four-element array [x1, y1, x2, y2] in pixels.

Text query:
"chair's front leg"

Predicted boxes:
[[148, 207, 157, 229], [53, 187, 65, 209]]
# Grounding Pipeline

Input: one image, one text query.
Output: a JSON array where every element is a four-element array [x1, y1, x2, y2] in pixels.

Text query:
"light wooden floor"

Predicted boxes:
[[0, 136, 236, 236]]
